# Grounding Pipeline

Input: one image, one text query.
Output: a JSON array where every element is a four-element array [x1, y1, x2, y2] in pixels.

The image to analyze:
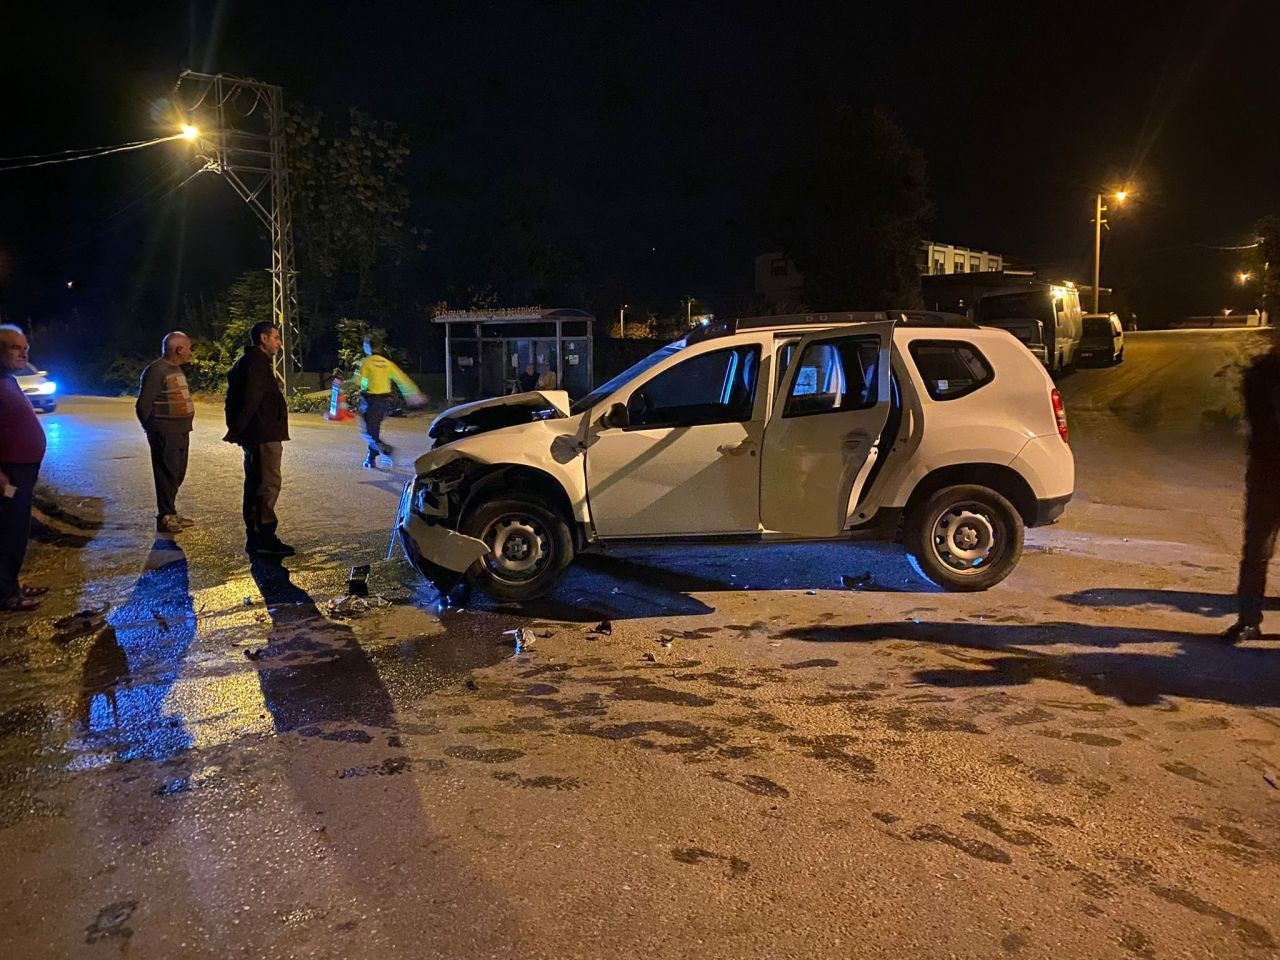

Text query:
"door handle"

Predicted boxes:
[[717, 439, 757, 456]]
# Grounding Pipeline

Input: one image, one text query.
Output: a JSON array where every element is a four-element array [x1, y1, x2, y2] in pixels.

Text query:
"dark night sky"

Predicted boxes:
[[2, 0, 1277, 341]]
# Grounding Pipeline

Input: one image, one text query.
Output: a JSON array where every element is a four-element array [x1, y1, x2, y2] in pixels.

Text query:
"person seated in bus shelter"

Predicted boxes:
[[535, 363, 558, 390]]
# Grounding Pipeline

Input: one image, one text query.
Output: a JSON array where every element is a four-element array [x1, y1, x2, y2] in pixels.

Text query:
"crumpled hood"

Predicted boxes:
[[425, 389, 571, 449], [429, 389, 570, 428]]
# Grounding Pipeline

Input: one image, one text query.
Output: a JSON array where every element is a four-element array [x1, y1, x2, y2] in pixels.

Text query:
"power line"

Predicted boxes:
[[0, 133, 191, 172]]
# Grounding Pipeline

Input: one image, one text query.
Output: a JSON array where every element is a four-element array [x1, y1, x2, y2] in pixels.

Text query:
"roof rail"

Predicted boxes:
[[689, 309, 976, 342]]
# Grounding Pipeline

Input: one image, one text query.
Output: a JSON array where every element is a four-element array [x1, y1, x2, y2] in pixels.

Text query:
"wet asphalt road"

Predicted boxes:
[[2, 328, 1278, 959]]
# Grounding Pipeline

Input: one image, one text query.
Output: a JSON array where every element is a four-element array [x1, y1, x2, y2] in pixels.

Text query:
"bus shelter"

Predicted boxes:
[[436, 307, 595, 407]]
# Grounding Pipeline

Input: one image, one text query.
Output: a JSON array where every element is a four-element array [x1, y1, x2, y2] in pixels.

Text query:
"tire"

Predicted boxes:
[[459, 495, 574, 601], [904, 484, 1024, 592]]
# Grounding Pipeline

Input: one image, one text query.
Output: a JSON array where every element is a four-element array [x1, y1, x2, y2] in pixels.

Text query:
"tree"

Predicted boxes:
[[764, 106, 933, 311], [184, 270, 272, 392], [285, 105, 423, 356]]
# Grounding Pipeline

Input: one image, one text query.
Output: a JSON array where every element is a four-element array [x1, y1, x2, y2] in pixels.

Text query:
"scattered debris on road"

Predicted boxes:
[[347, 564, 371, 597], [503, 627, 537, 649], [591, 619, 613, 635], [841, 572, 874, 589], [51, 605, 108, 642]]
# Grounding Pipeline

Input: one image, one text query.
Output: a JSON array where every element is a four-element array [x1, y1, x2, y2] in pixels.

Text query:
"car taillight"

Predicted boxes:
[[1051, 388, 1068, 443]]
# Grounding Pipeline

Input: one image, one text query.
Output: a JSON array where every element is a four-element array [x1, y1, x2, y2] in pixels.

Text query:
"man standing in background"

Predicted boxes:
[[136, 331, 196, 535], [224, 322, 294, 557], [0, 325, 47, 613]]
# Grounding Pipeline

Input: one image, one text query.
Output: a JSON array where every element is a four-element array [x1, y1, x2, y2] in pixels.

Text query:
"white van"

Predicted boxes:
[[974, 283, 1083, 373]]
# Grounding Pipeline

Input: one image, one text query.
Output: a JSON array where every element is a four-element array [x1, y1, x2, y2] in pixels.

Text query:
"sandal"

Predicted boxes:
[[1, 595, 40, 613], [20, 585, 49, 598]]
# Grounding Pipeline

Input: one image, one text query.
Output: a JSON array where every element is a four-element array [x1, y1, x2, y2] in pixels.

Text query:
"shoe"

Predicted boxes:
[[1219, 621, 1261, 645], [157, 515, 184, 534], [363, 454, 378, 469], [175, 515, 196, 528], [254, 537, 296, 558]]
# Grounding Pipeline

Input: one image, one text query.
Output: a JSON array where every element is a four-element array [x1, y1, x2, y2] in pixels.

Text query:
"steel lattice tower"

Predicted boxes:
[[172, 71, 300, 387]]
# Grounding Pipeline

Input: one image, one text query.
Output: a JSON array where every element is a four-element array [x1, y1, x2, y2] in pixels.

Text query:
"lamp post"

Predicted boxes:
[[1092, 188, 1129, 314], [619, 303, 627, 338]]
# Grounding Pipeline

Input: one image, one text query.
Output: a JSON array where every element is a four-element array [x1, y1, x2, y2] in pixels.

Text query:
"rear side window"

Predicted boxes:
[[908, 340, 993, 401], [783, 336, 879, 417]]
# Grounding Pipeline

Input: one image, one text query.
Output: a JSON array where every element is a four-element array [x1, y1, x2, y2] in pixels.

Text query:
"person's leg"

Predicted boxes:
[[0, 463, 40, 604], [173, 433, 190, 502], [1237, 482, 1280, 628], [148, 432, 178, 521], [366, 394, 389, 455], [242, 444, 263, 545], [257, 441, 283, 536]]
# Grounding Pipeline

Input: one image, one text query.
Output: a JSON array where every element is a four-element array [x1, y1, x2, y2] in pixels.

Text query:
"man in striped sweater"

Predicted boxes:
[[136, 331, 196, 535]]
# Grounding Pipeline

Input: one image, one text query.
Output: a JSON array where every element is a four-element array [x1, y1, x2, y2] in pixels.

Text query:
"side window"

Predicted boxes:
[[783, 336, 879, 417], [908, 340, 993, 401], [627, 345, 760, 428]]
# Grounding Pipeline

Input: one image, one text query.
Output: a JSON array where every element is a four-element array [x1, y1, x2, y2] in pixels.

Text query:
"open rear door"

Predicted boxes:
[[760, 322, 895, 537]]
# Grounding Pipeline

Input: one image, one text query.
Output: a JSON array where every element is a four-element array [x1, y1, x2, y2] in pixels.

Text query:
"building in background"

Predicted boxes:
[[756, 241, 1007, 307], [916, 241, 1005, 276]]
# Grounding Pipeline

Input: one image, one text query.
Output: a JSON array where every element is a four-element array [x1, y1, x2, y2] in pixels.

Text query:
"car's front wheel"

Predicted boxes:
[[460, 495, 574, 601], [905, 484, 1024, 591]]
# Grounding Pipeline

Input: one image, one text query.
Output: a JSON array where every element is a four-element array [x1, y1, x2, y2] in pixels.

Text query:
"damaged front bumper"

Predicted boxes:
[[395, 478, 490, 593]]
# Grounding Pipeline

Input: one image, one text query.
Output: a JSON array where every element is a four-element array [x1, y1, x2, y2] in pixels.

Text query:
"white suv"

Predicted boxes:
[[395, 312, 1074, 600]]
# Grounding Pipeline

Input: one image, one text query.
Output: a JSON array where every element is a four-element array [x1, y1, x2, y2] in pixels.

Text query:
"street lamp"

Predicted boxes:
[[1238, 271, 1253, 284], [1092, 187, 1131, 314], [180, 124, 199, 141], [619, 303, 628, 338]]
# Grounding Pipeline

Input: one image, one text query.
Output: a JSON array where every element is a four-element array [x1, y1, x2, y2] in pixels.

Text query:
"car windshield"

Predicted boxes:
[[1083, 317, 1111, 337], [569, 339, 688, 414], [19, 364, 38, 377]]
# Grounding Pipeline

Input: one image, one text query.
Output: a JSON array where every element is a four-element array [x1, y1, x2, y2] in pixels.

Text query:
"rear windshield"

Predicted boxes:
[[1083, 317, 1111, 337]]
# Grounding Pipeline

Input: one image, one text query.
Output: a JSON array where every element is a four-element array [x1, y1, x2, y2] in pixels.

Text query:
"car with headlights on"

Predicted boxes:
[[16, 363, 57, 413]]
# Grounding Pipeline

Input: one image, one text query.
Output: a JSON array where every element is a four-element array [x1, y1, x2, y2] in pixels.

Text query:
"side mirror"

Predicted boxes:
[[601, 402, 629, 429]]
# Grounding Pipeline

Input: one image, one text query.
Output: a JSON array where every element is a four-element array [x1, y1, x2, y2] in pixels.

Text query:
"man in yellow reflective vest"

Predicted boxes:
[[354, 337, 425, 468]]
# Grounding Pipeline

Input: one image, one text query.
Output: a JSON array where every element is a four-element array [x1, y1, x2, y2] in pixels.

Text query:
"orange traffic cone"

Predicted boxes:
[[323, 378, 355, 421]]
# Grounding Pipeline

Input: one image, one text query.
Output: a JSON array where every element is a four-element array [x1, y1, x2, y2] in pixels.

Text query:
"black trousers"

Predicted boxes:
[[241, 442, 283, 541], [361, 393, 392, 456], [0, 461, 40, 601], [1237, 462, 1280, 627], [147, 431, 190, 520]]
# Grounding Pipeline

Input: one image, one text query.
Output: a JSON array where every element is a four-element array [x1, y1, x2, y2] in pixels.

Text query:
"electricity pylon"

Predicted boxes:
[[171, 70, 300, 387]]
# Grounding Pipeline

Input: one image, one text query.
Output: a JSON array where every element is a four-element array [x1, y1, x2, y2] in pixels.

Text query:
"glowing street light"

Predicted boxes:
[[1238, 271, 1253, 284], [1092, 185, 1134, 313], [180, 124, 199, 141]]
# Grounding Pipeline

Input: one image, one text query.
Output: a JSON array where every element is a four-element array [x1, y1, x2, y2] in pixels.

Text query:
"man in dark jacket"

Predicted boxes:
[[224, 321, 294, 557], [137, 331, 196, 534], [1222, 325, 1280, 643]]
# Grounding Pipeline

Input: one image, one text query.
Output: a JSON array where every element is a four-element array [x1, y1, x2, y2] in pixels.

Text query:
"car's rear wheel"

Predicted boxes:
[[460, 495, 574, 601], [905, 484, 1024, 591]]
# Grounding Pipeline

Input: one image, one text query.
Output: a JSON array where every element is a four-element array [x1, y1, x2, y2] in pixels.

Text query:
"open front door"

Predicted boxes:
[[760, 322, 894, 537]]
